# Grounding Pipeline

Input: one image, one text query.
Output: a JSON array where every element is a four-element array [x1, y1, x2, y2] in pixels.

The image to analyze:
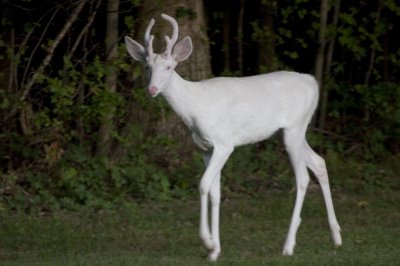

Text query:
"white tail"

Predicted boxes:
[[125, 14, 342, 261]]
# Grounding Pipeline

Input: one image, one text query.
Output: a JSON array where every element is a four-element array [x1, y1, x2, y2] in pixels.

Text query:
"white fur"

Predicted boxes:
[[125, 14, 342, 261]]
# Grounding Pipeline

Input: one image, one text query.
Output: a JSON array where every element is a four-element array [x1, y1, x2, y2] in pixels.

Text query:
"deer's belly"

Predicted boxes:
[[191, 131, 213, 151], [191, 118, 279, 150]]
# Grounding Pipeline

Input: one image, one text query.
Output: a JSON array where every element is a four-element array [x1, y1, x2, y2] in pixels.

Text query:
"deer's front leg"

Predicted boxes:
[[209, 172, 221, 261], [200, 185, 213, 250], [199, 145, 233, 261]]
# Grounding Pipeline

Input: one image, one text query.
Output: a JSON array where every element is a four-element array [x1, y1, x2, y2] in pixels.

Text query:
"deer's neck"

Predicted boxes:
[[161, 72, 201, 130]]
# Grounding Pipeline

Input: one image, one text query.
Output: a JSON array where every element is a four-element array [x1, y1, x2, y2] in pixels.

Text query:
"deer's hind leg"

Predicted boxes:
[[304, 141, 342, 246]]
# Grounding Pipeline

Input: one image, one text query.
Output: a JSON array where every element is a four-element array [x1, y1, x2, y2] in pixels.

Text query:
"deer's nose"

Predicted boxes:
[[148, 86, 158, 96]]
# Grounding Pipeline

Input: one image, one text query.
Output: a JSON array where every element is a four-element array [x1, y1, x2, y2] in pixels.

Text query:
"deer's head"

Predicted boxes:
[[125, 14, 192, 97]]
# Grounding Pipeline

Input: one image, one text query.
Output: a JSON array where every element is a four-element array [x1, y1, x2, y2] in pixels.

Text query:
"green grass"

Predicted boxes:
[[1, 188, 399, 265]]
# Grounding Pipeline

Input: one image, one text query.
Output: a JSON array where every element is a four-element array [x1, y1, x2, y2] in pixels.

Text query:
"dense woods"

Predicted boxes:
[[0, 0, 399, 210]]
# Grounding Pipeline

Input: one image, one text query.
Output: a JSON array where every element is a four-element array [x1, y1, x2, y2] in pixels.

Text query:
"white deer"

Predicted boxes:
[[125, 14, 342, 261]]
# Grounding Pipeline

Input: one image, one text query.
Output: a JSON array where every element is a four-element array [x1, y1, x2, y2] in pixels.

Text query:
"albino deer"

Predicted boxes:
[[125, 14, 342, 261]]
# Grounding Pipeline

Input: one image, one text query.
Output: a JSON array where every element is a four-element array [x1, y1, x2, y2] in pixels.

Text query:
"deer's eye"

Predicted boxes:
[[166, 66, 171, 70]]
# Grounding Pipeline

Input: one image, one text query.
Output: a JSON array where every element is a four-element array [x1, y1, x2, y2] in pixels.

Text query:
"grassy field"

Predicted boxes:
[[1, 187, 399, 265]]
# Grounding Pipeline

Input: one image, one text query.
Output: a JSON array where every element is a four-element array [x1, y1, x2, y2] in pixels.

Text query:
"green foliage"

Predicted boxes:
[[326, 150, 400, 193], [274, 0, 314, 65], [223, 138, 292, 194], [175, 6, 197, 20], [327, 82, 400, 160], [2, 63, 399, 212], [1, 0, 400, 213]]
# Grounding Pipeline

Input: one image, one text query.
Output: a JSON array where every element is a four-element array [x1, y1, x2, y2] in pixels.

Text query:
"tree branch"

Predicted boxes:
[[314, 0, 329, 87], [20, 0, 88, 102], [21, 5, 62, 88], [364, 2, 383, 86], [68, 0, 101, 58]]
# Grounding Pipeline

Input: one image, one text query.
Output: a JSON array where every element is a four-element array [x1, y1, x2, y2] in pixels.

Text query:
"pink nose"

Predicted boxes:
[[148, 86, 158, 96]]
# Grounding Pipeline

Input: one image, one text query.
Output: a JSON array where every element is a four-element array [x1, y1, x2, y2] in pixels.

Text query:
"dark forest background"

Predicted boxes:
[[0, 0, 399, 211]]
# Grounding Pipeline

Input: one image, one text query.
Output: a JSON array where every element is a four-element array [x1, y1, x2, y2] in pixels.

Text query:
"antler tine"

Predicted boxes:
[[147, 35, 154, 57], [161, 13, 179, 57], [144, 18, 155, 57]]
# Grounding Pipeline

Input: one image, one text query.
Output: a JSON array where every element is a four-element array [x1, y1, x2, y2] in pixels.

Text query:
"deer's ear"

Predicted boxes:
[[173, 36, 192, 62], [125, 36, 146, 62]]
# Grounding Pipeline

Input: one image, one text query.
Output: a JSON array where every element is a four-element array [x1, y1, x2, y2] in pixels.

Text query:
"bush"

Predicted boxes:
[[326, 82, 400, 159]]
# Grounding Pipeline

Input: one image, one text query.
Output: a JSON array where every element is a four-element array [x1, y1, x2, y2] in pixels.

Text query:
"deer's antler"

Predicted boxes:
[[144, 18, 155, 58], [161, 13, 179, 57]]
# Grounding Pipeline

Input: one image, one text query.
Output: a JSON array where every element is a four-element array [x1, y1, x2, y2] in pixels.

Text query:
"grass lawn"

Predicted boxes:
[[1, 188, 399, 265]]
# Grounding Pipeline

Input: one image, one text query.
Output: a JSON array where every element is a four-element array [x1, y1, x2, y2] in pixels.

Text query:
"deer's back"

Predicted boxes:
[[192, 71, 318, 148]]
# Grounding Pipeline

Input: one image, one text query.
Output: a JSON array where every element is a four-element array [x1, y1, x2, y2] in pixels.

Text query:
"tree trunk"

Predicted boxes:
[[177, 3, 212, 80], [257, 0, 276, 72], [364, 1, 383, 86], [314, 0, 329, 129], [318, 0, 341, 132], [222, 11, 231, 74], [97, 0, 119, 156], [314, 0, 328, 88], [383, 31, 389, 82], [237, 0, 245, 75], [69, 0, 101, 146], [324, 0, 340, 77]]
